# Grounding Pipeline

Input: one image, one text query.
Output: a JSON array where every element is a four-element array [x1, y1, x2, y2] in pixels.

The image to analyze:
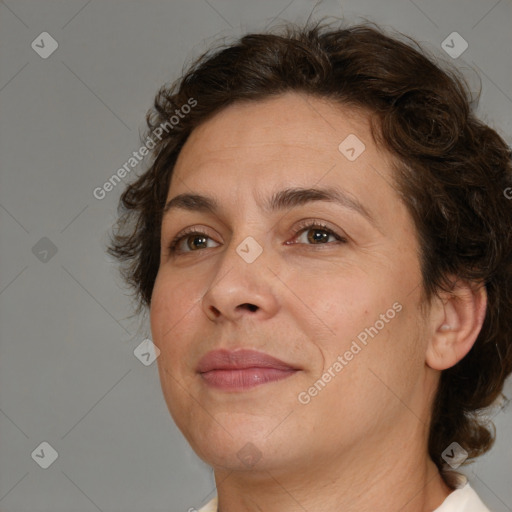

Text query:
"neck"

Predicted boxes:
[[212, 422, 452, 512]]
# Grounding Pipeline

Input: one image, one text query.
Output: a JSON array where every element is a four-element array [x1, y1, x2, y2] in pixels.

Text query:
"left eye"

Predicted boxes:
[[291, 224, 346, 245]]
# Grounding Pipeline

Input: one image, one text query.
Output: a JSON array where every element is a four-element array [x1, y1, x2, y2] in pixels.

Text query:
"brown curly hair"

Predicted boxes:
[[107, 20, 512, 485]]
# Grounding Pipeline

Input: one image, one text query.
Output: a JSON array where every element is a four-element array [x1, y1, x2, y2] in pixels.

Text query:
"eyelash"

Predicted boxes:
[[168, 221, 347, 254]]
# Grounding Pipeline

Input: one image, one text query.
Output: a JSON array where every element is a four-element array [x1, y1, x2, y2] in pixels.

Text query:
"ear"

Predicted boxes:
[[425, 280, 487, 370]]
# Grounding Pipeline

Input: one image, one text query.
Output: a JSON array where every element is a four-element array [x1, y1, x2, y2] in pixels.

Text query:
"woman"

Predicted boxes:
[[108, 21, 512, 511]]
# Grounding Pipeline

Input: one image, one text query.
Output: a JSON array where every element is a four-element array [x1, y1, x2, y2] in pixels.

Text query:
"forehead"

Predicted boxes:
[[172, 93, 395, 196], [174, 92, 374, 179], [173, 93, 398, 201], [168, 92, 406, 228]]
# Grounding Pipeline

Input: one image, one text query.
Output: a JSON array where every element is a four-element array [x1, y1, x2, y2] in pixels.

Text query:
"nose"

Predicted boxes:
[[201, 239, 280, 323]]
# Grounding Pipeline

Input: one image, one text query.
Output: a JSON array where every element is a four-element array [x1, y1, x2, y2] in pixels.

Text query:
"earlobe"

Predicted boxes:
[[425, 281, 487, 371]]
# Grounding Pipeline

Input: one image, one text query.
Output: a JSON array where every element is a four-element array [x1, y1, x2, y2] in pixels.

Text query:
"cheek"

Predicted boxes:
[[150, 270, 202, 358], [284, 265, 393, 353], [150, 271, 205, 420], [291, 263, 422, 384]]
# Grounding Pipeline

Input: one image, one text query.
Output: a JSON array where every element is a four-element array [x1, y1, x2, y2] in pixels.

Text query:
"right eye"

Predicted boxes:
[[169, 228, 221, 254]]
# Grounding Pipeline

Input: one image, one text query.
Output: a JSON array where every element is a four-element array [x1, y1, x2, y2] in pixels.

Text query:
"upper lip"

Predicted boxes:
[[196, 349, 299, 373]]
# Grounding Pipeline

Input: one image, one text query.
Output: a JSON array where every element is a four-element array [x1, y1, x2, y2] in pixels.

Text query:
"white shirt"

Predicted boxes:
[[196, 474, 490, 511], [434, 474, 490, 512]]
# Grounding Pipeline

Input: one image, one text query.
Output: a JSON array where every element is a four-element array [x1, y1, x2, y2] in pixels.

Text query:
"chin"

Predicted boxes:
[[179, 412, 290, 470]]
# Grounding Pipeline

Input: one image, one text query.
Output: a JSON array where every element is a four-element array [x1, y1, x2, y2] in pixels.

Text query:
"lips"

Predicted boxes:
[[196, 349, 299, 391]]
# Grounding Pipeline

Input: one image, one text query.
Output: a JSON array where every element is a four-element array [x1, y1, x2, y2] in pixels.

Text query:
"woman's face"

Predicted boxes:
[[150, 92, 433, 474]]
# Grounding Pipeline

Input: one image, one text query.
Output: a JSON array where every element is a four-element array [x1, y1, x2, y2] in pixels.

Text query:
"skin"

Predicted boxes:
[[150, 92, 487, 512]]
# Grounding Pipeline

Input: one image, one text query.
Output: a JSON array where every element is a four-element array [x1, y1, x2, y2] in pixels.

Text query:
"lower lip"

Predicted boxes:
[[200, 368, 297, 391]]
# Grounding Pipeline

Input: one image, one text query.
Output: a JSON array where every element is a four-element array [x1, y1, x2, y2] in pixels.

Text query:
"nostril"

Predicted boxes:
[[240, 303, 258, 312], [209, 306, 221, 317]]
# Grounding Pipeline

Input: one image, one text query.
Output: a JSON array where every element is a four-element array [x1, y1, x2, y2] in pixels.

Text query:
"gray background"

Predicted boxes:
[[1, 0, 511, 511]]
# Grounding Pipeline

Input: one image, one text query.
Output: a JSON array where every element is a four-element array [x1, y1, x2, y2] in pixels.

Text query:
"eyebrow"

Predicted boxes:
[[162, 186, 375, 225]]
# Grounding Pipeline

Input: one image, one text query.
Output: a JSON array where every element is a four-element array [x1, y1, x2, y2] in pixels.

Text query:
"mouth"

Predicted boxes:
[[196, 349, 300, 391]]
